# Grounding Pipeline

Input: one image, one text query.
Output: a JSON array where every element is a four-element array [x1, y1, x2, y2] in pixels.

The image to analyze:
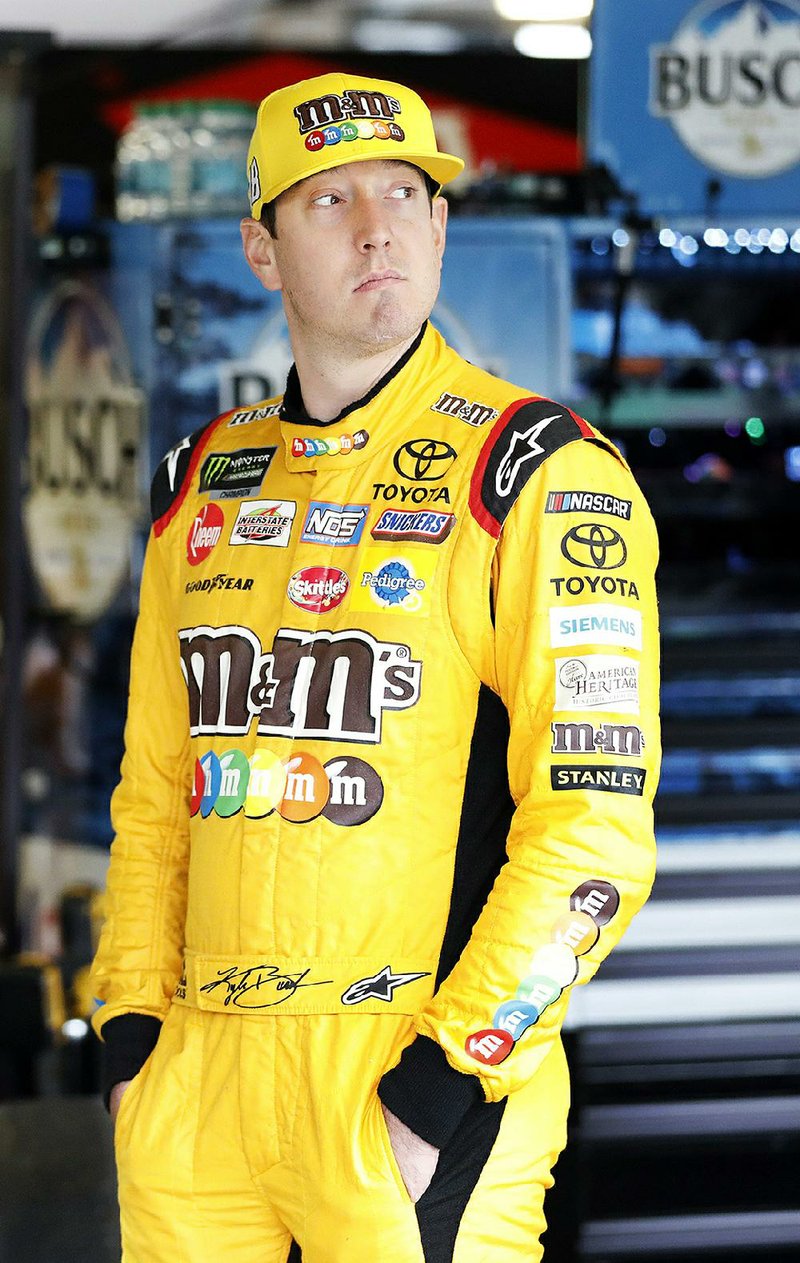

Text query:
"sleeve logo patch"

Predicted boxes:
[[465, 879, 620, 1066], [470, 399, 590, 538]]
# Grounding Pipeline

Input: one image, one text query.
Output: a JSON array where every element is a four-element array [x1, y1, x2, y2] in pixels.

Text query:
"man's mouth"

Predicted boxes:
[[354, 271, 404, 293]]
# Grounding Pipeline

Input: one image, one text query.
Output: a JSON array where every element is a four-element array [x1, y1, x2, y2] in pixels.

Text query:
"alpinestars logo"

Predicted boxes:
[[495, 414, 560, 497], [341, 966, 429, 1006], [178, 625, 422, 743]]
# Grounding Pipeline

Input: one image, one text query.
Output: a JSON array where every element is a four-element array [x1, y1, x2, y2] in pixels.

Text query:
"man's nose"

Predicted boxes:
[[354, 198, 392, 252]]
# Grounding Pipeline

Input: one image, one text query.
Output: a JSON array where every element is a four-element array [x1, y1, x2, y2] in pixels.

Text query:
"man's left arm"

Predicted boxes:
[[379, 436, 660, 1152]]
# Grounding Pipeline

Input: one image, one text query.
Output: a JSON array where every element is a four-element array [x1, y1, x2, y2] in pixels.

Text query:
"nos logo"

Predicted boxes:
[[178, 624, 422, 742]]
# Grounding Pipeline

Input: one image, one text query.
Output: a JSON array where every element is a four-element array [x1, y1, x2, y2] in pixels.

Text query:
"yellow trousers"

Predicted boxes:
[[115, 1004, 569, 1262]]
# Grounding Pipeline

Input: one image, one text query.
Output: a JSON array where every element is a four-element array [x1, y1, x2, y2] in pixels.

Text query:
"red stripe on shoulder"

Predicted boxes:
[[468, 397, 534, 539], [469, 397, 593, 539], [152, 412, 233, 538]]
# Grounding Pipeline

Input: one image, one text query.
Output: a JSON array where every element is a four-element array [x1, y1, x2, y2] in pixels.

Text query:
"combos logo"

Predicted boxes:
[[294, 88, 405, 153], [228, 403, 282, 427], [393, 439, 457, 482], [546, 490, 632, 521], [352, 550, 437, 616], [371, 508, 455, 544], [430, 391, 499, 428], [551, 720, 645, 757], [551, 764, 646, 796], [191, 748, 383, 827], [301, 501, 369, 547], [291, 430, 368, 458], [560, 523, 627, 570], [287, 566, 350, 614], [549, 603, 643, 650], [466, 878, 620, 1066], [555, 656, 640, 714], [650, 0, 800, 178], [199, 447, 276, 499], [230, 500, 296, 548], [187, 503, 224, 566], [178, 624, 422, 743]]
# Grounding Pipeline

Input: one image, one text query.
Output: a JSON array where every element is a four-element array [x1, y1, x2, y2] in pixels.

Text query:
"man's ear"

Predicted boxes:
[[240, 218, 283, 292], [431, 195, 448, 263]]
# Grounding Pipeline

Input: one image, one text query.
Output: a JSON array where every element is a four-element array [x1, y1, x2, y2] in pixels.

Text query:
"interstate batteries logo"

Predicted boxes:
[[199, 447, 275, 499], [230, 500, 296, 547], [650, 0, 800, 177]]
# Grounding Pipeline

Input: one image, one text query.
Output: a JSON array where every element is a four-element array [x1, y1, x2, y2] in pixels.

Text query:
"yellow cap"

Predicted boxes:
[[246, 72, 465, 216]]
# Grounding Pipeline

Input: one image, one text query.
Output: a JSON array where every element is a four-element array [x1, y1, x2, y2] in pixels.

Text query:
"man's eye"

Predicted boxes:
[[389, 186, 415, 199], [314, 193, 341, 207]]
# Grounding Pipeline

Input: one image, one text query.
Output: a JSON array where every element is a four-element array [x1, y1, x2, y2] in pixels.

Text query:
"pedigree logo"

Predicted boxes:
[[294, 88, 402, 136]]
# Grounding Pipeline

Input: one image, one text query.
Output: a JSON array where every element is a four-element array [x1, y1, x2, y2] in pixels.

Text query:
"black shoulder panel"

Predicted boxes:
[[150, 420, 219, 533], [469, 397, 594, 539]]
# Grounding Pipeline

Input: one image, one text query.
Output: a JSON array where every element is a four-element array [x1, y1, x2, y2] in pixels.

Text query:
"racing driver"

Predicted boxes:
[[91, 71, 661, 1262]]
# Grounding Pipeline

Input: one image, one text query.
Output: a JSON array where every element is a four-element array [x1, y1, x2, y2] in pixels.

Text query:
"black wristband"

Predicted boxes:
[[99, 1013, 162, 1110], [378, 1033, 483, 1149]]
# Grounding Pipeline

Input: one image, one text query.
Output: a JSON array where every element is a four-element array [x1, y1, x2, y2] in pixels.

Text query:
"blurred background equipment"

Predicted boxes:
[[0, 2, 798, 1260]]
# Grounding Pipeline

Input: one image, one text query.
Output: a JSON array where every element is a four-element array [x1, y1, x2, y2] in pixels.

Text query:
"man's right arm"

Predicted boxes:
[[89, 526, 192, 1105]]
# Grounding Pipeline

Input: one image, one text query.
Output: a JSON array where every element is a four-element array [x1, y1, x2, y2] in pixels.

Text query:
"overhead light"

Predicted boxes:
[[514, 23, 593, 58], [496, 0, 593, 20], [353, 20, 466, 53]]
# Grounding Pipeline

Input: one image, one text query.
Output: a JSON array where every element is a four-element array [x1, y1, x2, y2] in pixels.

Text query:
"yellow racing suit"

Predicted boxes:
[[90, 321, 660, 1262]]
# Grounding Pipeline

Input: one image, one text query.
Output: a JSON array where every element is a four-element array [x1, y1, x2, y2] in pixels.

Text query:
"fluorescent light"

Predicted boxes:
[[353, 20, 466, 52], [496, 0, 593, 19], [514, 23, 592, 58]]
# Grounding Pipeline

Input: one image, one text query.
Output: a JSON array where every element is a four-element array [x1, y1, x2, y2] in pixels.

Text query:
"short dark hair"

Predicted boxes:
[[260, 165, 438, 239]]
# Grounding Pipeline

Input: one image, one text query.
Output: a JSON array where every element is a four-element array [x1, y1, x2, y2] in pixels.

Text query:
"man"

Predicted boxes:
[[91, 72, 660, 1262]]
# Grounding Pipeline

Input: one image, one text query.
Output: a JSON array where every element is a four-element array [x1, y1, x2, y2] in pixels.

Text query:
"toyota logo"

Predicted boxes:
[[560, 522, 627, 570], [393, 439, 457, 481]]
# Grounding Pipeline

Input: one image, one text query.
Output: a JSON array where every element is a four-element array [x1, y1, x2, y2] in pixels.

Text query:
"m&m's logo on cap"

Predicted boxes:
[[295, 88, 405, 152]]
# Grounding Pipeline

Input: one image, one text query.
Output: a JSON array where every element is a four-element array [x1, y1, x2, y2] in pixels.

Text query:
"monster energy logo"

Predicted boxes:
[[201, 455, 231, 485], [199, 447, 276, 499]]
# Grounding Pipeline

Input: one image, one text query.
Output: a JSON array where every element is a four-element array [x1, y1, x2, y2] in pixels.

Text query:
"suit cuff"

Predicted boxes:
[[99, 1013, 162, 1110], [378, 1033, 483, 1149]]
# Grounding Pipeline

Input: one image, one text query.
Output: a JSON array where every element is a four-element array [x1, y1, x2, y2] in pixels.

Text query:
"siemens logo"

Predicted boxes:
[[549, 604, 642, 650]]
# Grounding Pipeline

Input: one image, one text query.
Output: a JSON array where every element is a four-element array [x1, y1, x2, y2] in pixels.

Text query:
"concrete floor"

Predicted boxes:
[[0, 1097, 120, 1263]]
